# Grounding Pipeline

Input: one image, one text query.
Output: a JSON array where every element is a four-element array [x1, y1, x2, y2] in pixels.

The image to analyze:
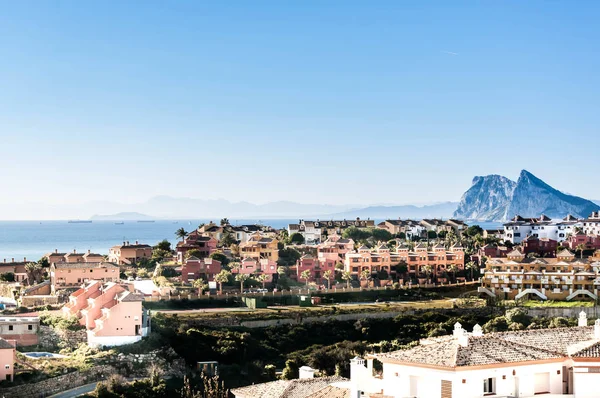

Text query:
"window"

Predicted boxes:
[[28, 325, 32, 331], [4, 365, 9, 369], [483, 377, 495, 394]]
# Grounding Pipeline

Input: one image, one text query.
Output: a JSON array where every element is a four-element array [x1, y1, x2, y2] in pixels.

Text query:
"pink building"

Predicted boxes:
[[45, 249, 104, 264], [317, 234, 354, 263], [565, 232, 600, 251], [0, 258, 29, 283], [0, 338, 15, 382], [176, 231, 218, 263], [233, 258, 278, 282], [296, 254, 337, 285], [63, 281, 149, 347], [181, 257, 222, 282], [50, 262, 120, 293]]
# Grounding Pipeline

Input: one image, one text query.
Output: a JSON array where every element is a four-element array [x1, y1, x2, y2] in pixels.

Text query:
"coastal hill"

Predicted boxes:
[[454, 170, 600, 222]]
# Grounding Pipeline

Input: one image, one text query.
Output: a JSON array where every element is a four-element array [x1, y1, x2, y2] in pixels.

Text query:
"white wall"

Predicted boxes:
[[87, 332, 142, 348]]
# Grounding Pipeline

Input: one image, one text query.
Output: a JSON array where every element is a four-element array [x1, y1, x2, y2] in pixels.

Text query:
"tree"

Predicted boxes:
[[421, 264, 433, 283], [437, 230, 447, 239], [155, 239, 172, 252], [152, 248, 171, 261], [193, 278, 208, 295], [395, 262, 408, 281], [219, 232, 236, 248], [360, 269, 371, 287], [342, 271, 353, 289], [186, 249, 207, 260], [427, 230, 437, 240], [342, 226, 371, 242], [466, 225, 484, 237], [576, 244, 585, 259], [25, 262, 42, 285], [465, 261, 477, 281], [322, 270, 333, 289], [447, 264, 458, 283], [229, 261, 241, 273], [289, 233, 305, 245], [371, 228, 393, 242], [277, 266, 287, 278], [220, 218, 230, 226], [300, 270, 311, 287], [0, 273, 14, 282], [377, 268, 389, 281], [214, 270, 231, 294], [257, 273, 269, 289], [397, 232, 407, 240], [210, 252, 229, 266], [175, 228, 188, 242], [235, 273, 250, 292], [277, 247, 301, 267]]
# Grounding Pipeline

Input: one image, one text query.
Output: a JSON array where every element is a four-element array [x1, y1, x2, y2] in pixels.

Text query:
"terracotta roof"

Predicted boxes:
[[377, 326, 600, 368], [0, 338, 14, 350], [231, 377, 347, 398], [54, 262, 119, 269], [306, 384, 351, 398]]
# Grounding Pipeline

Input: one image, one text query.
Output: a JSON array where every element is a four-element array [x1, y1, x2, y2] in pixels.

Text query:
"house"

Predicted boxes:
[[344, 244, 394, 282], [63, 280, 149, 347], [582, 211, 600, 236], [521, 236, 558, 257], [420, 219, 465, 234], [231, 373, 349, 398], [483, 228, 504, 240], [478, 248, 598, 301], [45, 249, 104, 264], [288, 218, 375, 245], [0, 338, 16, 382], [176, 231, 218, 263], [0, 258, 29, 283], [564, 232, 600, 251], [239, 233, 279, 262], [378, 219, 425, 239], [233, 258, 278, 282], [350, 317, 600, 398], [0, 316, 39, 346], [504, 214, 582, 244], [49, 262, 120, 293], [317, 234, 354, 263], [108, 241, 153, 265], [391, 242, 466, 283], [296, 254, 337, 285], [181, 257, 222, 283]]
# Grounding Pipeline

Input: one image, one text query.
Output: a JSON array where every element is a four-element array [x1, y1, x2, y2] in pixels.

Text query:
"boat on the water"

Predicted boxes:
[[68, 220, 92, 223], [114, 222, 124, 225], [137, 220, 155, 223]]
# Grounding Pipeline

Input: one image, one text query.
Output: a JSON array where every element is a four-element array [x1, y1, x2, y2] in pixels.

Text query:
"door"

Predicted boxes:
[[5, 374, 11, 382], [409, 376, 419, 397], [135, 325, 140, 336], [534, 372, 550, 394], [514, 376, 519, 397]]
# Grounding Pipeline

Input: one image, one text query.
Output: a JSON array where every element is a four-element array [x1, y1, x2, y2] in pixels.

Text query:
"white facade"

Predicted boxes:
[[582, 212, 600, 236], [504, 221, 581, 244]]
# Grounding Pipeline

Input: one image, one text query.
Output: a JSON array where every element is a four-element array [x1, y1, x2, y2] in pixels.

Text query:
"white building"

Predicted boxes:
[[582, 212, 600, 236], [351, 315, 600, 398], [504, 214, 581, 244]]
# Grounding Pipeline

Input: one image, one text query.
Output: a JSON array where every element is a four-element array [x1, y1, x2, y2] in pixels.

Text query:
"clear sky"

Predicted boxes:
[[1, 1, 599, 211]]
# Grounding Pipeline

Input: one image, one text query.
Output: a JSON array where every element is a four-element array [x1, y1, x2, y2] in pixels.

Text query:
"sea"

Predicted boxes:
[[0, 219, 503, 262]]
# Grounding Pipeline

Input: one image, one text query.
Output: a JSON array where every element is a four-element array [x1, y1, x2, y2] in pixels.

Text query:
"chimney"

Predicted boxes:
[[453, 322, 464, 337], [73, 249, 77, 254], [87, 250, 91, 254], [2, 259, 5, 263], [11, 258, 14, 263], [126, 241, 129, 246], [579, 311, 589, 327], [123, 241, 126, 246], [23, 257, 26, 262], [135, 240, 138, 245], [595, 319, 600, 339], [472, 324, 483, 337], [55, 249, 58, 254]]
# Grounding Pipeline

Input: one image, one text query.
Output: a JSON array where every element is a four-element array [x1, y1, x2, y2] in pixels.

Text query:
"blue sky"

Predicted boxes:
[[1, 1, 599, 210]]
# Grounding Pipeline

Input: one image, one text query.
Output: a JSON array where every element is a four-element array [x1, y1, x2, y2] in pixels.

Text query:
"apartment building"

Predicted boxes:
[[395, 242, 466, 283], [478, 248, 600, 301], [0, 258, 29, 283], [564, 232, 600, 251], [378, 219, 425, 239], [50, 262, 120, 293], [420, 219, 467, 234], [0, 316, 39, 346], [180, 257, 222, 283], [232, 257, 278, 282], [344, 244, 394, 280], [582, 211, 600, 236], [63, 280, 149, 347], [288, 218, 375, 245], [176, 231, 218, 263], [239, 233, 279, 262], [45, 249, 104, 264], [108, 241, 153, 265], [317, 234, 354, 263], [350, 319, 600, 398], [503, 214, 581, 244]]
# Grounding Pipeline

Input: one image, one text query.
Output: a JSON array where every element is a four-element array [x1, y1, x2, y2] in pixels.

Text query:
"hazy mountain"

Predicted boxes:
[[328, 202, 458, 220], [453, 175, 517, 221], [91, 212, 155, 221], [454, 170, 600, 221]]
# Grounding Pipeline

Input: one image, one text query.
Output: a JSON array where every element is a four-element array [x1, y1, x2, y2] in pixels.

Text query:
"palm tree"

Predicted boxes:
[[235, 273, 250, 293], [220, 218, 230, 226], [395, 262, 408, 282], [214, 270, 231, 294], [257, 273, 269, 289], [277, 266, 287, 278], [421, 264, 433, 283], [447, 264, 458, 283], [360, 269, 371, 287], [465, 261, 477, 281], [193, 278, 207, 295], [301, 270, 311, 287], [322, 270, 333, 289], [175, 228, 188, 242], [576, 244, 585, 259], [341, 271, 353, 289], [25, 262, 42, 285], [229, 261, 241, 272]]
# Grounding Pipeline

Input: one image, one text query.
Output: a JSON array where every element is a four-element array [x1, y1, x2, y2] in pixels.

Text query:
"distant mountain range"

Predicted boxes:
[[91, 212, 155, 221], [328, 202, 458, 220], [453, 170, 600, 221]]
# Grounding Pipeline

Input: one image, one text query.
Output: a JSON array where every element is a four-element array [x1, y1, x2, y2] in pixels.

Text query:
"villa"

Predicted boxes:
[[176, 231, 218, 263], [239, 233, 279, 262], [108, 241, 153, 265], [63, 280, 149, 347], [0, 258, 29, 283], [45, 249, 104, 264], [503, 215, 582, 244], [49, 262, 120, 293], [180, 256, 222, 282], [350, 315, 600, 398]]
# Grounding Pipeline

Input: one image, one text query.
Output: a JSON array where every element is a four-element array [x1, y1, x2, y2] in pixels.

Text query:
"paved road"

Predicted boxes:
[[47, 381, 100, 398]]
